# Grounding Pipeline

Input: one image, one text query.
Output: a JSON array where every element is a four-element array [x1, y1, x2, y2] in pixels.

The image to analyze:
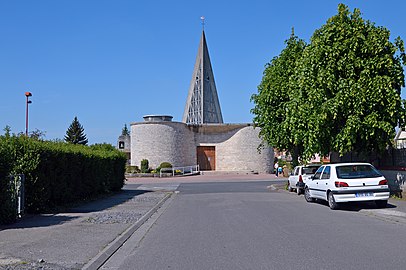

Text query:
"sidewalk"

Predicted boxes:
[[0, 185, 171, 270], [125, 172, 284, 184]]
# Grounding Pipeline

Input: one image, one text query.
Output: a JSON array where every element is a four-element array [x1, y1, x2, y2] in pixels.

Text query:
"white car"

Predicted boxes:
[[288, 165, 321, 195], [304, 163, 390, 210]]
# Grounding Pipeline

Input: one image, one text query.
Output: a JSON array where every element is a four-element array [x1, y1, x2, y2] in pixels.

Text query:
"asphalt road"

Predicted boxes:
[[101, 181, 406, 270]]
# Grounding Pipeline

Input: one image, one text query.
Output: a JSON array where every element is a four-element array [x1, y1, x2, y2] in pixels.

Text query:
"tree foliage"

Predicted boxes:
[[251, 30, 307, 165], [252, 4, 406, 162], [65, 116, 88, 145], [90, 143, 116, 151], [121, 124, 130, 136]]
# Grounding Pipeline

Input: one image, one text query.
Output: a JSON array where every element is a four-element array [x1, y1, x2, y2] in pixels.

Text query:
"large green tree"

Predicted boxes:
[[65, 116, 88, 145], [251, 31, 306, 165], [295, 4, 406, 159], [252, 4, 406, 163]]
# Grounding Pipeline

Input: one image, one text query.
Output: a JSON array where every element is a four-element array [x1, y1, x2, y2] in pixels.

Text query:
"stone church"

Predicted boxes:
[[118, 30, 273, 173]]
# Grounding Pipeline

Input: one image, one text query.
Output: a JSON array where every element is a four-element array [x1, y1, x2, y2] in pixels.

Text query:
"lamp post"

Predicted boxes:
[[25, 92, 32, 136]]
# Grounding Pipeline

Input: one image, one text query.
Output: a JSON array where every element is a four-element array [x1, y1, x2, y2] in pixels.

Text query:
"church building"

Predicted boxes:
[[120, 30, 273, 173]]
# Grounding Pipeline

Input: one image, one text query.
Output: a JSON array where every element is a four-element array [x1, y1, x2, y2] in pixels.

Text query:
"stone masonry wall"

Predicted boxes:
[[131, 122, 273, 173], [117, 135, 131, 152], [195, 126, 273, 173], [131, 122, 195, 169]]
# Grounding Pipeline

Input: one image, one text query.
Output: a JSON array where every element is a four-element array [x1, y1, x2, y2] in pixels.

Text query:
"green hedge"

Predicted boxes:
[[0, 136, 126, 224], [0, 136, 17, 224]]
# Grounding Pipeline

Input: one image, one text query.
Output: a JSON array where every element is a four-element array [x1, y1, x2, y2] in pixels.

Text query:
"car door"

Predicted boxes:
[[308, 166, 324, 198], [289, 166, 299, 187], [318, 166, 331, 201]]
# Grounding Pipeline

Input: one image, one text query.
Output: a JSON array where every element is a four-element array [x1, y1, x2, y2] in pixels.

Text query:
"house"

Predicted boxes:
[[395, 127, 406, 149]]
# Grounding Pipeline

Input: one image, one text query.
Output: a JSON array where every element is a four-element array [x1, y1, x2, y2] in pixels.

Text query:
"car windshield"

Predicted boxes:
[[302, 166, 320, 175], [336, 165, 382, 179]]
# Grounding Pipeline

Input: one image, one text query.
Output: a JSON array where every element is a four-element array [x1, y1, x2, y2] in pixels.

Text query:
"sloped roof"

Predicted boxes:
[[395, 128, 406, 141]]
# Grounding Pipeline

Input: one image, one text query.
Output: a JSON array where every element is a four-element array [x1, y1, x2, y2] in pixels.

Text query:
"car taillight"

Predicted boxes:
[[379, 179, 388, 185], [335, 181, 349, 187], [299, 175, 303, 182]]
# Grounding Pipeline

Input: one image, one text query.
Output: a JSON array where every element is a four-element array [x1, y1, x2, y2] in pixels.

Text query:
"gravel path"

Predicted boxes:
[[0, 190, 169, 270]]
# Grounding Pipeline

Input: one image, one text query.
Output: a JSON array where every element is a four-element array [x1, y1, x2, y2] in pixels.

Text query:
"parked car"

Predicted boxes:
[[288, 164, 321, 195], [304, 163, 390, 210]]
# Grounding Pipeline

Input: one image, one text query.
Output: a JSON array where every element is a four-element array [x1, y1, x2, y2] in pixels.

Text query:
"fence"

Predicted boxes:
[[330, 148, 406, 169], [8, 174, 25, 218], [160, 165, 200, 177], [379, 148, 406, 168]]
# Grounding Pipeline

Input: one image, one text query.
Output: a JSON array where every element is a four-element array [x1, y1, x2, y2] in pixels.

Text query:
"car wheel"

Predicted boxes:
[[296, 187, 301, 195], [375, 200, 387, 208], [288, 182, 293, 192], [304, 188, 313, 202], [328, 192, 339, 210]]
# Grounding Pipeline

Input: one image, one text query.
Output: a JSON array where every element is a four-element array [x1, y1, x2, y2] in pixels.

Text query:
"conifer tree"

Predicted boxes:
[[65, 116, 88, 145], [121, 124, 130, 136]]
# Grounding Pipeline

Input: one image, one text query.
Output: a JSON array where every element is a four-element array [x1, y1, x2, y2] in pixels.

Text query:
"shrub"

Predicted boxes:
[[125, 165, 140, 173], [0, 176, 18, 224], [141, 159, 149, 173], [159, 162, 172, 169], [155, 162, 173, 173], [0, 135, 38, 223]]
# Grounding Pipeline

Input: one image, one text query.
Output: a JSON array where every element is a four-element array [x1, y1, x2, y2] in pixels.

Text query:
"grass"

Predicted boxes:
[[390, 193, 405, 201]]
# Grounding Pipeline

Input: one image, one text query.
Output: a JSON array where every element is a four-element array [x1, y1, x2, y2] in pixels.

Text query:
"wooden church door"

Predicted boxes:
[[197, 146, 216, 171]]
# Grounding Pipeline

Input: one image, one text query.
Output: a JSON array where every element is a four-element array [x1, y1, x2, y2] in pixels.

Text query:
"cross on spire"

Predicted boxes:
[[200, 16, 205, 30]]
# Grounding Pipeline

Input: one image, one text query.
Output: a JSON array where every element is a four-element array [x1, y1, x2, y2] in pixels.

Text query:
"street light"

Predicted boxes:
[[25, 92, 32, 136]]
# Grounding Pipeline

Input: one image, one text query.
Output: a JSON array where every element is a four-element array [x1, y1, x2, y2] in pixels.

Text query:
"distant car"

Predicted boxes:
[[288, 165, 321, 195], [304, 163, 390, 210]]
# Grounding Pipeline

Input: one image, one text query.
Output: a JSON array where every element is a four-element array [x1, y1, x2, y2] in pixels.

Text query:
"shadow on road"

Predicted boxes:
[[0, 188, 151, 230], [68, 189, 151, 213], [310, 199, 397, 212]]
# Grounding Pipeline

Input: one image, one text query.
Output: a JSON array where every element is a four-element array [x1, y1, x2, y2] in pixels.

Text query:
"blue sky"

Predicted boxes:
[[1, 0, 405, 145]]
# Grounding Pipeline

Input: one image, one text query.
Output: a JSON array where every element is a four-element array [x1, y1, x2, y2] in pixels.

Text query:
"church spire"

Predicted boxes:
[[182, 26, 223, 124]]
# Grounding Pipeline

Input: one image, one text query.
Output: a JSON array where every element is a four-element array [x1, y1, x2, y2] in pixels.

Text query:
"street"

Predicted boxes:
[[101, 180, 406, 270]]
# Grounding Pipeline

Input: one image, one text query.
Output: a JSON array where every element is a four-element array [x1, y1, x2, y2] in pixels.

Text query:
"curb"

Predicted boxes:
[[82, 192, 173, 270], [268, 184, 287, 192], [267, 185, 278, 191]]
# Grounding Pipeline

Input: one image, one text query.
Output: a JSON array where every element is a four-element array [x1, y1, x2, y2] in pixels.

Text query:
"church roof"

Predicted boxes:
[[182, 30, 223, 124]]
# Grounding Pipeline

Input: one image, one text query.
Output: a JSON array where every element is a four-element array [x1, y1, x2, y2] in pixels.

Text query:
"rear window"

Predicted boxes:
[[336, 165, 382, 179], [302, 166, 320, 175]]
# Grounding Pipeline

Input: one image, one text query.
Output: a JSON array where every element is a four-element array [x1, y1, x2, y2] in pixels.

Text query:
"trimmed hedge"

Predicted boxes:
[[0, 136, 126, 224], [0, 135, 20, 224]]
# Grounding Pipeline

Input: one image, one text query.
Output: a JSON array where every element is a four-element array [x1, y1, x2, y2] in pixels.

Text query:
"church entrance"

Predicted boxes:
[[197, 146, 216, 171]]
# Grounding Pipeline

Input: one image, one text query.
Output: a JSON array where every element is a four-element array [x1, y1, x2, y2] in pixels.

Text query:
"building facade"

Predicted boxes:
[[130, 118, 273, 173], [395, 127, 406, 149]]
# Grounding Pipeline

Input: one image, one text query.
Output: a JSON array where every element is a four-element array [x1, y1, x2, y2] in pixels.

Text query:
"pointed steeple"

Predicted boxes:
[[182, 30, 223, 124]]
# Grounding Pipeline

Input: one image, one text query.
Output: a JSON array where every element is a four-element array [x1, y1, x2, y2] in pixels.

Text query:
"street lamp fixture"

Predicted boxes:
[[25, 92, 32, 136]]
